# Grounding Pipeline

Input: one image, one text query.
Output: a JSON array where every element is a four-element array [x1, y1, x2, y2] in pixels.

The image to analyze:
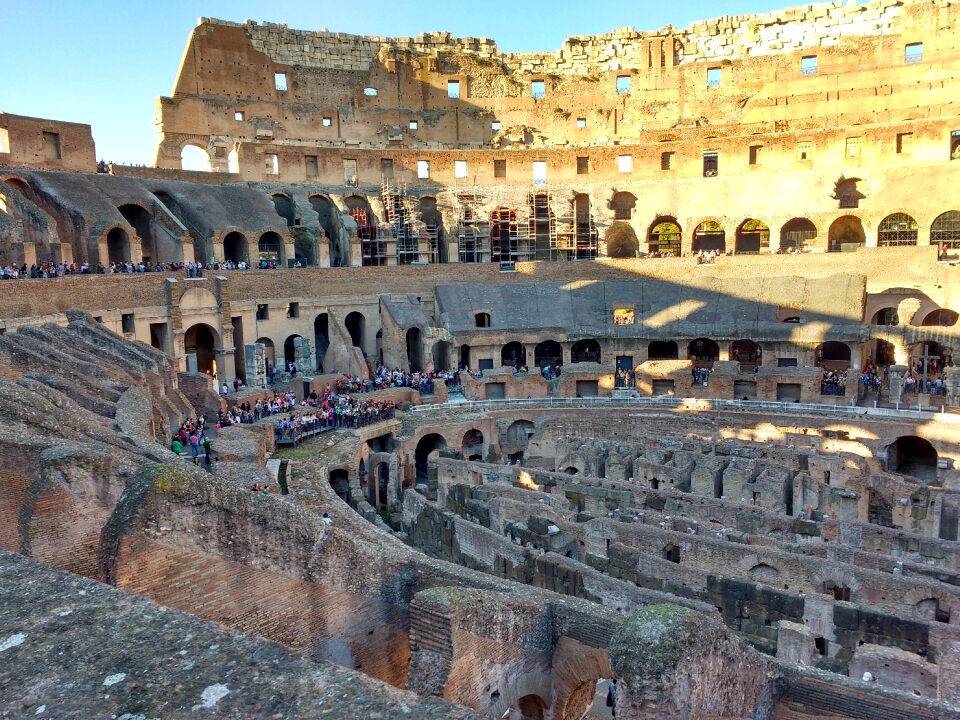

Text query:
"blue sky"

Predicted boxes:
[[2, 1, 783, 165]]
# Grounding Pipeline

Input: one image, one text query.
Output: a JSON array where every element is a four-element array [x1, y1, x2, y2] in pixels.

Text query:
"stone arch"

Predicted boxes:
[[888, 435, 938, 481], [223, 231, 248, 264], [548, 640, 612, 720], [735, 218, 769, 254], [419, 196, 446, 263], [345, 312, 365, 350], [605, 222, 639, 258], [571, 339, 601, 364], [314, 313, 329, 370], [780, 217, 817, 252], [255, 336, 276, 370], [877, 212, 918, 247], [271, 193, 296, 227], [183, 323, 220, 377], [610, 191, 636, 220], [931, 211, 960, 249], [648, 216, 682, 256], [309, 194, 346, 266], [502, 419, 536, 454], [117, 204, 157, 263], [828, 215, 865, 252], [688, 338, 719, 362], [406, 327, 423, 372], [748, 563, 781, 584], [692, 220, 725, 253], [103, 226, 131, 264], [414, 433, 447, 483], [871, 307, 900, 326], [731, 339, 762, 365], [534, 340, 562, 368], [432, 341, 450, 372], [257, 231, 283, 266], [815, 341, 852, 367], [648, 340, 679, 360], [329, 468, 351, 503], [462, 429, 484, 460], [921, 309, 959, 327], [502, 341, 526, 368], [180, 144, 211, 172], [283, 334, 302, 366]]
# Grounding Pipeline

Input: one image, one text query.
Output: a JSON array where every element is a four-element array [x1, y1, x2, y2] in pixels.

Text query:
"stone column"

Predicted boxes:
[[888, 365, 908, 406], [294, 336, 313, 379], [245, 342, 267, 389]]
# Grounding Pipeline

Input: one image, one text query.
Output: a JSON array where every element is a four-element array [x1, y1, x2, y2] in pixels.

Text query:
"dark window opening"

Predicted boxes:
[[121, 313, 135, 334], [577, 156, 589, 175], [256, 304, 269, 321], [475, 312, 491, 328], [494, 159, 506, 178], [286, 302, 299, 319], [703, 152, 718, 177]]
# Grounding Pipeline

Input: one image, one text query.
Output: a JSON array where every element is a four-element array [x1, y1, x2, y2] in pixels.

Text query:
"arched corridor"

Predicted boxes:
[[184, 323, 219, 377]]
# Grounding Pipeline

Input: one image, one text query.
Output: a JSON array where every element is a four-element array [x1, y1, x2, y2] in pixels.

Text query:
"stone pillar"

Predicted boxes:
[[185, 353, 199, 373], [215, 347, 235, 384], [939, 641, 960, 706], [294, 336, 313, 378], [945, 367, 960, 407], [245, 342, 267, 389], [888, 365, 908, 406]]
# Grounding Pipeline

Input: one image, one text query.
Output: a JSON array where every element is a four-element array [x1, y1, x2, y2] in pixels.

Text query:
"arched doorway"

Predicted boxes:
[[376, 462, 390, 509], [828, 216, 865, 252], [420, 197, 446, 263], [432, 341, 450, 372], [329, 469, 350, 503], [406, 327, 423, 372], [877, 213, 918, 247], [648, 217, 682, 257], [571, 339, 601, 363], [888, 436, 938, 482], [271, 194, 296, 227], [692, 221, 726, 253], [731, 339, 762, 366], [735, 219, 769, 254], [118, 204, 156, 263], [534, 340, 562, 368], [414, 433, 446, 483], [180, 144, 211, 171], [255, 336, 276, 373], [921, 309, 959, 327], [284, 334, 302, 367], [872, 307, 899, 326], [462, 429, 484, 460], [314, 313, 329, 371], [345, 312, 365, 351], [106, 227, 130, 264], [257, 232, 283, 267], [459, 344, 471, 370], [648, 340, 678, 360], [223, 231, 247, 264], [501, 341, 526, 368], [309, 195, 344, 266], [931, 211, 960, 250], [514, 694, 548, 720], [572, 193, 596, 259], [688, 338, 719, 363], [815, 341, 852, 368], [184, 323, 219, 377], [780, 218, 817, 252], [345, 195, 381, 266]]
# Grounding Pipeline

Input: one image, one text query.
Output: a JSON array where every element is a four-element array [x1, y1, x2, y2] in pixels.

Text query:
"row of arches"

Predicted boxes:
[[495, 338, 766, 366], [644, 212, 960, 256], [871, 307, 959, 328]]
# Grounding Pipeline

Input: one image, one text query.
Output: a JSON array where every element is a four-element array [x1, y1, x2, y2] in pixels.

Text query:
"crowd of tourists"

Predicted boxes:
[[695, 249, 723, 264], [334, 364, 458, 395], [821, 369, 848, 396], [615, 367, 636, 388], [692, 366, 713, 385], [541, 364, 562, 380], [0, 258, 294, 281], [858, 363, 884, 393], [169, 416, 214, 466], [904, 373, 948, 396], [274, 386, 397, 442]]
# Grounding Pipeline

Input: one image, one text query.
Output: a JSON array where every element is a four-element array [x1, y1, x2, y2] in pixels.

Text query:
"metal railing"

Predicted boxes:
[[409, 395, 960, 423]]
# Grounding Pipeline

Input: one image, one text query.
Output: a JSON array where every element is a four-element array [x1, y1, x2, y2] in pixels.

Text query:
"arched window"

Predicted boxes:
[[780, 218, 817, 252], [180, 145, 211, 172], [692, 221, 725, 253], [571, 339, 601, 363], [931, 211, 960, 249], [735, 219, 770, 254], [648, 217, 682, 257], [828, 216, 865, 252], [611, 192, 637, 220], [475, 312, 491, 328], [877, 213, 918, 246]]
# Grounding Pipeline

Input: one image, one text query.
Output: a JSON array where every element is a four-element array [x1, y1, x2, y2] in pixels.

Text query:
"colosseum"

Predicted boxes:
[[2, 1, 960, 718]]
